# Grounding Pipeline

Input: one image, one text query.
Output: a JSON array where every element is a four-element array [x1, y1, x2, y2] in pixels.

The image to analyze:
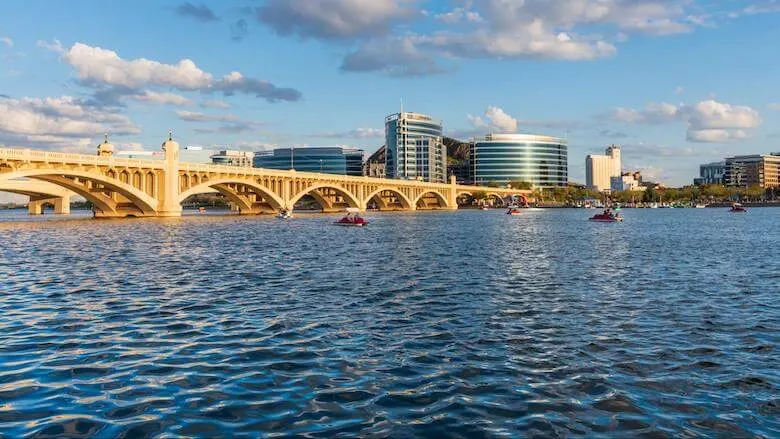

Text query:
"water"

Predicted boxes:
[[0, 209, 778, 437]]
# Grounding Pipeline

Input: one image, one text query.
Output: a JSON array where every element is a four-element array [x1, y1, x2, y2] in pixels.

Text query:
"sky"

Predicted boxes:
[[1, 0, 780, 197]]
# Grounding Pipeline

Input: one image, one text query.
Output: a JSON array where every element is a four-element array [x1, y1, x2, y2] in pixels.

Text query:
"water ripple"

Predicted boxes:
[[0, 209, 778, 437]]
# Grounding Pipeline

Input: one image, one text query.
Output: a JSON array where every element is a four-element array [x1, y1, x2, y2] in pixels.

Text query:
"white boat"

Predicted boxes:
[[276, 210, 292, 219], [695, 204, 708, 208]]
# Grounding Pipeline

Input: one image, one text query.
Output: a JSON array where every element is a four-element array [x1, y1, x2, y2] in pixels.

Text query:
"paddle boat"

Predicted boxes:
[[335, 208, 369, 226], [276, 209, 292, 219], [729, 203, 747, 213], [506, 206, 522, 216], [589, 209, 623, 222]]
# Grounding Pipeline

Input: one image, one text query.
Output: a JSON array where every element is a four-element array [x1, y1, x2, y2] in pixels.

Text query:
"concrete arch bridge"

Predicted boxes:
[[0, 138, 530, 218]]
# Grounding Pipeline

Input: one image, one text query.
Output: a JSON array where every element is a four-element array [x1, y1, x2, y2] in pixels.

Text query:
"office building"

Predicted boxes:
[[469, 133, 568, 188], [210, 150, 255, 167], [254, 147, 364, 176], [363, 146, 386, 178], [724, 153, 780, 188], [693, 161, 726, 186], [611, 172, 646, 192], [385, 112, 446, 183], [586, 145, 621, 192]]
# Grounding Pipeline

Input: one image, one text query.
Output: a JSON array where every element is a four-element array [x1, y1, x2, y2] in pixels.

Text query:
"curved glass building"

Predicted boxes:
[[385, 112, 447, 183], [471, 134, 568, 187], [254, 147, 364, 176]]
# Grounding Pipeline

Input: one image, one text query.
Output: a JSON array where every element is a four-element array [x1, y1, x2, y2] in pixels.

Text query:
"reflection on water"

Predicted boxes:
[[0, 209, 778, 437]]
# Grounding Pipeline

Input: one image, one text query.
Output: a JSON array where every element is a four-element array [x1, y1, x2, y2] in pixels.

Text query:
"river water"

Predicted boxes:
[[0, 208, 777, 437]]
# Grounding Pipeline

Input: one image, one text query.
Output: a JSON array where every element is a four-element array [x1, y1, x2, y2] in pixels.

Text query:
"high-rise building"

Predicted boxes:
[[210, 150, 254, 167], [469, 133, 568, 187], [385, 112, 446, 183], [586, 145, 622, 192], [693, 161, 726, 186], [254, 147, 363, 176], [724, 154, 780, 188], [363, 146, 386, 178]]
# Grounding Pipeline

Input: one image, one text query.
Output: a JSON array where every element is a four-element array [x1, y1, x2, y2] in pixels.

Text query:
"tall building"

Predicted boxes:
[[611, 172, 645, 192], [385, 112, 446, 183], [693, 161, 726, 186], [363, 145, 386, 178], [210, 150, 254, 167], [724, 154, 780, 188], [469, 133, 568, 187], [586, 145, 622, 192], [254, 147, 363, 176]]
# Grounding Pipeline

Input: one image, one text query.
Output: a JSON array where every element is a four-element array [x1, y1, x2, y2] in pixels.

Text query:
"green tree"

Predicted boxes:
[[508, 180, 533, 190]]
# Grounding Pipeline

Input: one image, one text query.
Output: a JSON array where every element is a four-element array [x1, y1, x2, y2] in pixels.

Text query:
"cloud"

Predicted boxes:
[[608, 99, 762, 143], [341, 36, 447, 76], [622, 142, 697, 157], [255, 0, 420, 40], [0, 95, 139, 150], [213, 71, 302, 102], [742, 1, 780, 15], [768, 103, 780, 111], [436, 8, 482, 24], [129, 90, 191, 106], [231, 19, 249, 41], [200, 99, 230, 109], [36, 39, 65, 54], [57, 42, 301, 102], [1, 37, 12, 48], [599, 129, 630, 138], [175, 2, 220, 22], [468, 106, 518, 133], [687, 129, 749, 143], [310, 128, 384, 139], [175, 110, 238, 123]]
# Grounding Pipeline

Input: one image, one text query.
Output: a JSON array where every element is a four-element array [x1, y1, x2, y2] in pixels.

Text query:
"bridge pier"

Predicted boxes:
[[28, 196, 71, 215]]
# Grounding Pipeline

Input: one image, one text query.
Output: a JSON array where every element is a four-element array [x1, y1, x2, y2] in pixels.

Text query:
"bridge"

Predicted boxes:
[[0, 136, 529, 218]]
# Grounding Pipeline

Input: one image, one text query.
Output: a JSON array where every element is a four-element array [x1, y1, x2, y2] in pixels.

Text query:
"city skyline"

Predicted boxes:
[[1, 0, 779, 199]]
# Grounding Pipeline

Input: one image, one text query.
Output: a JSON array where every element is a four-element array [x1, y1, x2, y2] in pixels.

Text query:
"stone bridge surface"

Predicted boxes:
[[0, 138, 530, 218]]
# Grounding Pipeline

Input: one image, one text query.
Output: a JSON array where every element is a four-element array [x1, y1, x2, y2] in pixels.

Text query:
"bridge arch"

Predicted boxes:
[[413, 190, 450, 209], [178, 178, 285, 211], [290, 184, 360, 210], [364, 187, 413, 210], [0, 169, 157, 215]]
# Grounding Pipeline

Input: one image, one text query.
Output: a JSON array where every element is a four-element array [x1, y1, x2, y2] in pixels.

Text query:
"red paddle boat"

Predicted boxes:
[[589, 209, 623, 222], [335, 208, 369, 226]]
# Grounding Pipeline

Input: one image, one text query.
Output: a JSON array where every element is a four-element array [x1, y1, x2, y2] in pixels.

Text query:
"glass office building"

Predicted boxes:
[[385, 112, 446, 183], [470, 133, 568, 187], [253, 147, 364, 176]]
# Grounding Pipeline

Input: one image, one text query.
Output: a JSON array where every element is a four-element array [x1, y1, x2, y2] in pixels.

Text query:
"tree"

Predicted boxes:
[[508, 180, 533, 190]]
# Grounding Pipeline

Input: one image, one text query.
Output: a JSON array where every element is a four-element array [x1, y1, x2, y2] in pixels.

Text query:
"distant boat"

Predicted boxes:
[[729, 203, 747, 213], [589, 211, 623, 222], [506, 206, 522, 216], [198, 207, 206, 213], [695, 203, 708, 208], [276, 210, 292, 219]]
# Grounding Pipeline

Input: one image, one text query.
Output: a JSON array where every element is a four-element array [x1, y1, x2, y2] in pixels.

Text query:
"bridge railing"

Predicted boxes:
[[0, 148, 165, 169]]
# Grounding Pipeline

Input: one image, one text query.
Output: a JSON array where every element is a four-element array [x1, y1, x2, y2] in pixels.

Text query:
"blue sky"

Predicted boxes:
[[1, 0, 779, 188]]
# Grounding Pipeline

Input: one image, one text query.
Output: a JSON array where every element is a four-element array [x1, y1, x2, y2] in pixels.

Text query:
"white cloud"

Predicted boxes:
[[687, 129, 749, 143], [468, 106, 518, 133], [130, 90, 192, 106], [36, 39, 65, 54], [768, 103, 780, 111], [311, 128, 384, 139], [175, 110, 238, 123], [1, 37, 12, 48], [436, 8, 482, 24], [64, 43, 213, 90], [0, 95, 139, 150], [609, 99, 762, 143], [201, 99, 230, 109], [52, 42, 300, 102]]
